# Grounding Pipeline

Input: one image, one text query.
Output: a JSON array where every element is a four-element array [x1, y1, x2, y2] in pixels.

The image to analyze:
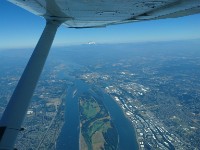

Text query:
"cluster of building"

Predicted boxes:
[[0, 63, 68, 149], [105, 83, 184, 150], [79, 52, 200, 149]]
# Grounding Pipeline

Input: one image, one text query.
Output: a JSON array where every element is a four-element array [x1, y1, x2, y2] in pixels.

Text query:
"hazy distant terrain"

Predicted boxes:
[[0, 39, 200, 149]]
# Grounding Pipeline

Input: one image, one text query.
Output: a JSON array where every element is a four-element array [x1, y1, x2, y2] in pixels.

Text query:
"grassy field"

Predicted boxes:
[[80, 99, 100, 119], [79, 95, 118, 150]]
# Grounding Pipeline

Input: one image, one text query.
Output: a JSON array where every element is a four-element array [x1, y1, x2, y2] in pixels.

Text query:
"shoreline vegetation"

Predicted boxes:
[[79, 94, 118, 150]]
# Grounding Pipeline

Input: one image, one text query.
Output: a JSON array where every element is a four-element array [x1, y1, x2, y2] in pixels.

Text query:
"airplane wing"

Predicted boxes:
[[8, 0, 200, 28]]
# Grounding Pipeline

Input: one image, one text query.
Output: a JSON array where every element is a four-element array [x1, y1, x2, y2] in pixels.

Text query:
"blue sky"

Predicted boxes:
[[1, 1, 200, 49]]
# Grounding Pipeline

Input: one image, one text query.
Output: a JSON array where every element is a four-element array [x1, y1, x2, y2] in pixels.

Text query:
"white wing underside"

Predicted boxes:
[[8, 0, 200, 28]]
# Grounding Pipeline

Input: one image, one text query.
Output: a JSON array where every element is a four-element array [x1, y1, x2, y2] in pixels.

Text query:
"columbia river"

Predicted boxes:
[[56, 79, 138, 150]]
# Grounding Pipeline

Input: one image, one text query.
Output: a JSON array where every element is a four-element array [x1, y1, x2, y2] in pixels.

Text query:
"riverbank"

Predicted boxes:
[[108, 94, 140, 150], [79, 94, 118, 150], [57, 79, 139, 150]]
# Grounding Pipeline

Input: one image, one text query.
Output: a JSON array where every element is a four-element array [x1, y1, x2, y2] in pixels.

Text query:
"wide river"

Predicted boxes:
[[56, 79, 138, 150]]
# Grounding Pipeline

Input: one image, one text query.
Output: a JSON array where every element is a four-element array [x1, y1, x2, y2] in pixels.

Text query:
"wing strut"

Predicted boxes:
[[0, 19, 61, 149]]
